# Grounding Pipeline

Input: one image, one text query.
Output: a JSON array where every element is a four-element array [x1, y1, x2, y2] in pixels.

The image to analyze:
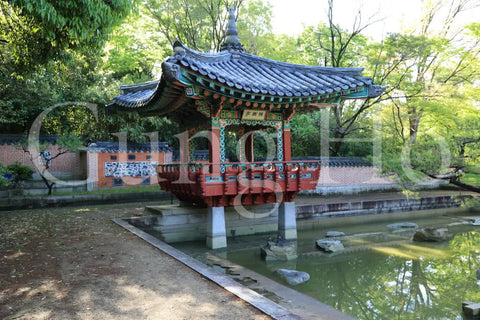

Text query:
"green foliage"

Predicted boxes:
[[3, 0, 135, 71], [0, 164, 10, 187], [144, 0, 273, 52], [461, 173, 480, 187], [56, 135, 83, 152], [291, 113, 321, 156], [298, 23, 369, 67], [6, 163, 34, 187], [0, 163, 33, 188]]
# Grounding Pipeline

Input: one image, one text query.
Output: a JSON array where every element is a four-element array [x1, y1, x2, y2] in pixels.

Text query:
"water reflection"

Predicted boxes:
[[228, 229, 480, 320]]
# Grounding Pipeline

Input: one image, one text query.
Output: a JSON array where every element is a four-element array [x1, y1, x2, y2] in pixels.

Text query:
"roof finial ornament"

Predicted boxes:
[[220, 7, 244, 52]]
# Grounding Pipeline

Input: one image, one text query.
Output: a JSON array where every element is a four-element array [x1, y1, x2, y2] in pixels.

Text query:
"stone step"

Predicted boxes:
[[463, 302, 480, 317]]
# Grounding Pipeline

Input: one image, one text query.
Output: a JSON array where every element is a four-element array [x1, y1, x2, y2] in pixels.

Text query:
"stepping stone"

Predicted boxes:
[[316, 239, 345, 253], [326, 231, 345, 237], [412, 227, 450, 242], [463, 302, 480, 317], [276, 268, 310, 286], [387, 222, 419, 229], [261, 241, 297, 261]]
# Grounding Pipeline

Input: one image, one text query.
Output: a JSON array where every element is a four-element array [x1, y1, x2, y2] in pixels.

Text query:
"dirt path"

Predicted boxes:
[[0, 202, 270, 320]]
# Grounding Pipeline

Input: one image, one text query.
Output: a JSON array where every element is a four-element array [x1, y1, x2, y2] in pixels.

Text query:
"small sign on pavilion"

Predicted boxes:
[[242, 109, 266, 121]]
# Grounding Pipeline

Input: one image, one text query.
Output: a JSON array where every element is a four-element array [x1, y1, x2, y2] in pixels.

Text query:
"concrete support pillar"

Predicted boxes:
[[206, 206, 227, 249], [278, 202, 297, 240]]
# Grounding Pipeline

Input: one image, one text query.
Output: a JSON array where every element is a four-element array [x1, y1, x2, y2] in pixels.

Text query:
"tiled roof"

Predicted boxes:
[[87, 141, 172, 153], [111, 43, 384, 110], [173, 43, 377, 97], [112, 81, 159, 109], [0, 134, 66, 145]]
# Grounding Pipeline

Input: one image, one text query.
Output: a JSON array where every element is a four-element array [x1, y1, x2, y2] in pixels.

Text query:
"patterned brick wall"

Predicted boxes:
[[94, 151, 168, 188]]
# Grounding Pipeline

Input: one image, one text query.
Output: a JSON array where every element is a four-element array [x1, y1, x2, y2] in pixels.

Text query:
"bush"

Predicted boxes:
[[0, 164, 10, 188], [6, 163, 34, 188]]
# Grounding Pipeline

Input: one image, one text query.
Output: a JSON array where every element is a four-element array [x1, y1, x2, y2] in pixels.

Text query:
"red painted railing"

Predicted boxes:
[[156, 161, 320, 207]]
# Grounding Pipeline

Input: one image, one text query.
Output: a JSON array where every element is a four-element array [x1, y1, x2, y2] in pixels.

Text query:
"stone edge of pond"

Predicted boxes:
[[0, 191, 172, 211], [113, 218, 358, 320]]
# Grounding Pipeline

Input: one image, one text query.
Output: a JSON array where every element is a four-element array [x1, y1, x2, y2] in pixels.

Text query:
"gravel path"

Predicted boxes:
[[0, 202, 270, 320]]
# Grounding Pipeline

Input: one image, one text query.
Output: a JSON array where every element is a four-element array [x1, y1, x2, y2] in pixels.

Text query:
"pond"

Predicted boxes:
[[168, 213, 480, 320]]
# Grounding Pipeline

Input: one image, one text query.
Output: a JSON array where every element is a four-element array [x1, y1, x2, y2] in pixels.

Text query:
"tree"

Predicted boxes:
[[0, 0, 136, 134], [19, 135, 83, 196], [296, 0, 384, 156], [1, 0, 135, 72], [379, 2, 480, 143], [144, 0, 272, 52]]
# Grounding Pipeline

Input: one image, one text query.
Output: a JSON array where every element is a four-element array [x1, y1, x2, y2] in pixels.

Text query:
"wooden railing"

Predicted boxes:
[[156, 161, 320, 207]]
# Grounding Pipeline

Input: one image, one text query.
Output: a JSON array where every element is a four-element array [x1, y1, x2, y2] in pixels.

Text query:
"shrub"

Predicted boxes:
[[7, 163, 34, 188], [0, 164, 10, 188]]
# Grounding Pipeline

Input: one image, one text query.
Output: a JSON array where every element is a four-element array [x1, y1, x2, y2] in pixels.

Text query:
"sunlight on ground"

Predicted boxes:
[[115, 280, 220, 317], [74, 208, 91, 212], [26, 310, 52, 320], [14, 286, 31, 297], [4, 251, 26, 260], [25, 280, 67, 300]]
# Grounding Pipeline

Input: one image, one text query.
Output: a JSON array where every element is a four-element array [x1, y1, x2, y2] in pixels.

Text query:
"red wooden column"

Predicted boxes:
[[245, 131, 255, 162], [210, 118, 222, 173], [177, 130, 189, 163], [282, 120, 292, 162]]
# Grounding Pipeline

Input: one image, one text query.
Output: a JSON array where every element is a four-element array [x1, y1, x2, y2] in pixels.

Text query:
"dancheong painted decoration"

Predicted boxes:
[[108, 7, 385, 207]]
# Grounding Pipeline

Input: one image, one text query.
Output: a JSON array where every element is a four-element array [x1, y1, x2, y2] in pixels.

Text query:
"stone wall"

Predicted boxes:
[[314, 166, 399, 195]]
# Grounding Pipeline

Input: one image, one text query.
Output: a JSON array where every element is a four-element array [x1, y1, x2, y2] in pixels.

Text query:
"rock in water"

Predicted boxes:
[[261, 241, 297, 261], [326, 231, 345, 237], [276, 268, 310, 285], [412, 227, 450, 242], [387, 222, 419, 229], [316, 239, 345, 253], [473, 218, 480, 226]]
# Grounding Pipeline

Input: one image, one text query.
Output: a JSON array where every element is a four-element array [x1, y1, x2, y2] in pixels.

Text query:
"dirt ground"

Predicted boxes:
[[0, 202, 270, 320]]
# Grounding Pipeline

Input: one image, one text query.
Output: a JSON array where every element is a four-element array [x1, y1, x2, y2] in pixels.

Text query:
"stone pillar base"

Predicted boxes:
[[206, 206, 227, 249], [278, 202, 297, 240]]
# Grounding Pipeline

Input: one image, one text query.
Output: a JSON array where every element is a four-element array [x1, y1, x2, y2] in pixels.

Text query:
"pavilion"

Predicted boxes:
[[109, 8, 384, 249]]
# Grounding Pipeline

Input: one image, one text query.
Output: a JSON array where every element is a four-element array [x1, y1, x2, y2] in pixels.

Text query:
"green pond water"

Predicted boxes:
[[169, 214, 480, 320]]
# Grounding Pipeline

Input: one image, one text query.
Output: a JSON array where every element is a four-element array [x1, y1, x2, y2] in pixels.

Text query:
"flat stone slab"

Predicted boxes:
[[261, 241, 298, 261], [387, 222, 419, 229], [463, 302, 480, 317], [316, 239, 345, 253], [413, 227, 450, 242], [326, 231, 346, 237], [276, 269, 310, 286]]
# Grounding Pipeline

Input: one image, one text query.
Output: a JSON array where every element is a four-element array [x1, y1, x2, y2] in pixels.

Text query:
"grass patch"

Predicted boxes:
[[43, 185, 161, 197], [460, 173, 480, 187]]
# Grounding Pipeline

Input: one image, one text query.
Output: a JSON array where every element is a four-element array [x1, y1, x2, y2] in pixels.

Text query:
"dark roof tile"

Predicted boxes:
[[110, 41, 385, 110]]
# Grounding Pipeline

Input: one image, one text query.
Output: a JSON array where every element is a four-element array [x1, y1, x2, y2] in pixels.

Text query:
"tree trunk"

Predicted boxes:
[[408, 106, 422, 143], [450, 179, 480, 193], [40, 174, 55, 196]]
